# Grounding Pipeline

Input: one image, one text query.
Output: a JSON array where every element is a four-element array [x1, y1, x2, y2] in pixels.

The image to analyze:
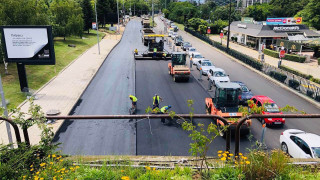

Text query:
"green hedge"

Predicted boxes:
[[269, 71, 287, 83], [318, 58, 320, 65], [279, 65, 320, 84], [185, 28, 263, 71], [263, 49, 306, 63], [288, 79, 300, 89]]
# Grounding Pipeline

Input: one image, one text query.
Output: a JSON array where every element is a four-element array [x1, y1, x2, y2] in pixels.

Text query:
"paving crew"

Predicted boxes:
[[162, 52, 167, 60], [129, 95, 138, 109], [152, 94, 163, 109], [160, 105, 172, 124], [153, 47, 157, 58], [134, 48, 138, 55]]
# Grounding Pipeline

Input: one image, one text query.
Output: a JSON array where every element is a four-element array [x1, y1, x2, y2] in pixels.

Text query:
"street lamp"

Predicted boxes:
[[226, 0, 232, 51], [117, 0, 119, 33], [94, 0, 100, 55]]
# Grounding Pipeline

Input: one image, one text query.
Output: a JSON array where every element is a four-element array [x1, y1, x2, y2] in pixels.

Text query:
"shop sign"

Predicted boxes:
[[241, 17, 254, 24], [207, 27, 211, 34], [279, 50, 285, 58], [273, 26, 300, 31], [237, 24, 247, 29], [266, 17, 302, 25]]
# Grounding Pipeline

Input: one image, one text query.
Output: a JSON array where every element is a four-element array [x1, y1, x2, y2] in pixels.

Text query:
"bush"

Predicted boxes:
[[318, 58, 320, 65], [269, 71, 287, 83], [279, 65, 312, 79], [234, 37, 238, 42], [288, 79, 300, 89], [263, 49, 306, 63]]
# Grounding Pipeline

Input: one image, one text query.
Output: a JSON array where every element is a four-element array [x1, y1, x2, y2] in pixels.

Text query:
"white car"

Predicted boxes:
[[191, 52, 204, 65], [168, 31, 173, 37], [195, 59, 215, 75], [188, 47, 197, 57], [208, 68, 230, 85], [280, 129, 320, 158], [171, 32, 178, 40]]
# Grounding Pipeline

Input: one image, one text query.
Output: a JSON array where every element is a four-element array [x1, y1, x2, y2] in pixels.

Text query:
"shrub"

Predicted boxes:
[[269, 71, 287, 83], [279, 65, 312, 79], [234, 37, 238, 42], [288, 79, 300, 89], [318, 58, 320, 65], [231, 37, 234, 41], [263, 49, 306, 63]]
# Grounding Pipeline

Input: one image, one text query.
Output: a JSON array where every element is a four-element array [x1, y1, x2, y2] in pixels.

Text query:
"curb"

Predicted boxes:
[[183, 30, 320, 110]]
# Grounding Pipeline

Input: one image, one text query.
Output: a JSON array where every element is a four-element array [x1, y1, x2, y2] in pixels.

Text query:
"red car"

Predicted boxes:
[[250, 95, 285, 127]]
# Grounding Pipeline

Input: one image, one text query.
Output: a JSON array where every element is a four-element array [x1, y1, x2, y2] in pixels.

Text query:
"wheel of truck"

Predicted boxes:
[[173, 75, 176, 82], [205, 105, 211, 115], [185, 77, 189, 82], [217, 123, 226, 138], [168, 68, 171, 75]]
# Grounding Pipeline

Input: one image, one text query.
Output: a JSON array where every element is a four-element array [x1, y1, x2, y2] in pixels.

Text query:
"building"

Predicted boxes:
[[237, 0, 270, 8], [224, 21, 320, 50]]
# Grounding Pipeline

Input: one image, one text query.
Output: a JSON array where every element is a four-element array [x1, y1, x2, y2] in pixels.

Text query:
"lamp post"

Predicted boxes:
[[94, 0, 100, 55], [152, 0, 154, 27], [226, 0, 232, 51], [117, 0, 119, 33]]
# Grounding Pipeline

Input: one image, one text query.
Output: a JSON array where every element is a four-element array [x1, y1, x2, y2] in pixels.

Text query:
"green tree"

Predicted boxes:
[[188, 18, 208, 32], [208, 19, 228, 34], [270, 0, 309, 17], [81, 0, 94, 33], [211, 4, 241, 22], [242, 3, 273, 21], [296, 0, 320, 30]]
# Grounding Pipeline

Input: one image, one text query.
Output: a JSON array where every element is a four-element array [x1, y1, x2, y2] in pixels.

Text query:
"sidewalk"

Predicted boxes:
[[0, 27, 125, 145], [210, 35, 320, 80]]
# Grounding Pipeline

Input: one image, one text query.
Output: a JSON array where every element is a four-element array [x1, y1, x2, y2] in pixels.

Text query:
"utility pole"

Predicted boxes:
[[94, 0, 100, 55], [227, 0, 232, 51], [117, 0, 120, 33], [152, 0, 154, 27], [0, 75, 13, 148]]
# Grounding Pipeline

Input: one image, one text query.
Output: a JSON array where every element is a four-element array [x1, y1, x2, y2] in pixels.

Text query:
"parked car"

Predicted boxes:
[[232, 81, 254, 105], [280, 129, 320, 158], [191, 52, 204, 64], [249, 95, 285, 126], [187, 47, 197, 57], [208, 68, 230, 85], [182, 42, 192, 51], [195, 59, 215, 75]]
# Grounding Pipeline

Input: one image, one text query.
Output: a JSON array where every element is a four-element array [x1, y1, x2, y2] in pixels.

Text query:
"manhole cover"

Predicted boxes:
[[46, 109, 61, 116]]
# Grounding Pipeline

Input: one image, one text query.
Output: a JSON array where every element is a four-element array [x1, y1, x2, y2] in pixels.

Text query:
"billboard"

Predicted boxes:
[[241, 17, 254, 24], [0, 26, 55, 65], [266, 17, 302, 25]]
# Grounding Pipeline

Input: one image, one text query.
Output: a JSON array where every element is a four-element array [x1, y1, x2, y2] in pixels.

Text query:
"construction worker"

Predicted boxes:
[[153, 47, 157, 58], [153, 94, 163, 109], [129, 95, 138, 110], [162, 52, 167, 60], [160, 105, 172, 124], [134, 48, 138, 55]]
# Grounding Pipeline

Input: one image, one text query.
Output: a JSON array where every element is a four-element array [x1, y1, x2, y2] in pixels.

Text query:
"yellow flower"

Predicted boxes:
[[36, 171, 40, 175], [52, 154, 56, 158], [121, 170, 124, 172], [75, 166, 80, 169], [34, 176, 39, 180], [224, 151, 229, 154], [59, 159, 64, 162], [220, 157, 226, 161], [218, 150, 223, 154], [30, 168, 34, 172], [218, 154, 222, 157], [40, 163, 46, 167], [240, 162, 244, 164], [227, 157, 231, 160], [229, 154, 234, 156], [235, 161, 238, 164], [121, 176, 130, 180], [153, 167, 156, 171], [242, 156, 247, 160], [48, 155, 51, 158], [145, 166, 151, 170], [223, 153, 227, 157], [50, 162, 53, 165], [239, 153, 243, 156], [30, 164, 33, 167], [40, 178, 44, 180], [245, 161, 250, 165]]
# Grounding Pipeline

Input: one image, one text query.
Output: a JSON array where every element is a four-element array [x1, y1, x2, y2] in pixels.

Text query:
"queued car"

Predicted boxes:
[[182, 42, 192, 51], [249, 95, 285, 126], [171, 32, 178, 40], [280, 129, 320, 158], [191, 52, 204, 64], [168, 31, 173, 37], [175, 36, 183, 46], [232, 81, 254, 105], [195, 59, 215, 75], [187, 47, 197, 57], [208, 68, 230, 85]]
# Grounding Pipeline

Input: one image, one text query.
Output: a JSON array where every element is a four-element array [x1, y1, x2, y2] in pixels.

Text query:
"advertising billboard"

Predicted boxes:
[[266, 17, 302, 25], [241, 17, 254, 24], [0, 26, 55, 65]]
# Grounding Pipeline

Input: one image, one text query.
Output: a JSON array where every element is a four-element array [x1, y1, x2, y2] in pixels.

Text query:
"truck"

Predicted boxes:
[[205, 82, 251, 137], [141, 28, 155, 46], [135, 35, 171, 60], [168, 52, 190, 82], [142, 18, 150, 28]]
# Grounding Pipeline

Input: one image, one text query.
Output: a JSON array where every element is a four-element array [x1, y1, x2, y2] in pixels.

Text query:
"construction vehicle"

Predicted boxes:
[[205, 82, 251, 137], [142, 18, 151, 28], [168, 52, 190, 82], [141, 28, 155, 46], [134, 35, 171, 60]]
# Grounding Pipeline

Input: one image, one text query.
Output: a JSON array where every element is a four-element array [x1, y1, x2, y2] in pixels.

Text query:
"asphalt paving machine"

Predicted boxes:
[[134, 35, 171, 60], [168, 52, 190, 82], [205, 82, 251, 137]]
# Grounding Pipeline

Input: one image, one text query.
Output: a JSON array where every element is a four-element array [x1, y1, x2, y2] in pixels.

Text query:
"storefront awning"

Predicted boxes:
[[287, 34, 309, 41]]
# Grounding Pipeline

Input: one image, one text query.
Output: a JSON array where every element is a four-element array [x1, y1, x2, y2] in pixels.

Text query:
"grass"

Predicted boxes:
[[0, 30, 105, 112]]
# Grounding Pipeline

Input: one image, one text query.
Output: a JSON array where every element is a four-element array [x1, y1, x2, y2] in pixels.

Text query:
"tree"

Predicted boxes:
[[211, 4, 241, 22], [242, 3, 273, 21], [81, 0, 94, 33], [50, 0, 84, 40], [296, 0, 320, 30], [270, 0, 309, 17], [188, 18, 208, 32]]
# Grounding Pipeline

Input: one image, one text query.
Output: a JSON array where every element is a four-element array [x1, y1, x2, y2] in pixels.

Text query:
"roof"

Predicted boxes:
[[216, 82, 241, 89], [252, 95, 275, 103]]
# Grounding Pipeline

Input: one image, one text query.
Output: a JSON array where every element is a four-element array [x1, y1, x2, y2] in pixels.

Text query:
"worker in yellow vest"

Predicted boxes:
[[153, 94, 163, 109], [129, 95, 138, 110]]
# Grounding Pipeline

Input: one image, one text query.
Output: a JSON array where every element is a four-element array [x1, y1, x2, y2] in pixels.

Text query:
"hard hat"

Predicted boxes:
[[168, 105, 172, 108], [155, 94, 157, 96]]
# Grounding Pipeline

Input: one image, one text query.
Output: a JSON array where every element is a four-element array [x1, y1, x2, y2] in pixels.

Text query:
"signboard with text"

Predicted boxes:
[[279, 50, 285, 58], [220, 33, 223, 38], [0, 26, 55, 65], [241, 17, 254, 24], [266, 17, 302, 25], [92, 22, 97, 30], [207, 27, 211, 34]]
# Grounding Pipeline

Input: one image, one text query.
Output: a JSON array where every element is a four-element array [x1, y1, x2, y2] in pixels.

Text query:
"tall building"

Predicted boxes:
[[237, 0, 271, 8]]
